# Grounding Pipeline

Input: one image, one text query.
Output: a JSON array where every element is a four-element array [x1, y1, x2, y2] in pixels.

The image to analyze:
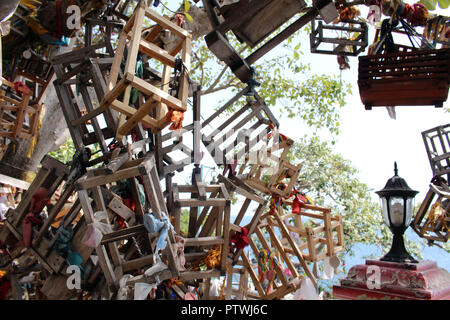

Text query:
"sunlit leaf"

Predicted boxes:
[[438, 0, 449, 8], [185, 12, 193, 23], [418, 0, 437, 10]]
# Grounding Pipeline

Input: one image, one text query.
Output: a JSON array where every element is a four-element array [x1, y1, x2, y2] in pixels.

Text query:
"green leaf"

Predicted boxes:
[[293, 51, 299, 60], [185, 12, 193, 23], [418, 0, 437, 10], [438, 0, 449, 8], [184, 0, 190, 12]]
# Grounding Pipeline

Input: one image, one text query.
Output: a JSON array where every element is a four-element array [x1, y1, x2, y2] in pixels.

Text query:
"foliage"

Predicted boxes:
[[48, 138, 103, 167], [419, 0, 450, 10], [189, 23, 351, 137], [48, 138, 76, 164]]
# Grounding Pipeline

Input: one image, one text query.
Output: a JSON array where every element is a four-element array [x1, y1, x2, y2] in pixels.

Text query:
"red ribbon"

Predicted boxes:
[[20, 188, 49, 248], [292, 194, 304, 214], [231, 227, 249, 250], [22, 213, 42, 248], [0, 279, 11, 300], [222, 159, 237, 177], [13, 82, 31, 96], [55, 0, 63, 40], [401, 3, 428, 26]]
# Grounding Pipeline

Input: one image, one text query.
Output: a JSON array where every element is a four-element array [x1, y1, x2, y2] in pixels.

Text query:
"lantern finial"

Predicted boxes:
[[394, 161, 398, 176]]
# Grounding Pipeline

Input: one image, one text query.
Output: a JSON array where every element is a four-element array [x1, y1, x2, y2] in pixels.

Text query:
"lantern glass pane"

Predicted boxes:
[[389, 197, 404, 227], [405, 197, 414, 226], [381, 197, 390, 226]]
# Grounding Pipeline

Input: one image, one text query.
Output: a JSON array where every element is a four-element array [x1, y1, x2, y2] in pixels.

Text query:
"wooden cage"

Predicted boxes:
[[235, 130, 302, 198], [0, 155, 93, 276], [75, 153, 181, 288], [358, 48, 450, 109], [0, 77, 42, 140], [310, 18, 368, 56], [52, 43, 119, 159], [422, 123, 450, 180], [78, 2, 192, 143], [411, 182, 450, 243], [274, 200, 345, 262], [11, 50, 54, 106], [169, 183, 231, 279], [199, 87, 279, 168], [218, 174, 267, 264], [237, 211, 316, 300]]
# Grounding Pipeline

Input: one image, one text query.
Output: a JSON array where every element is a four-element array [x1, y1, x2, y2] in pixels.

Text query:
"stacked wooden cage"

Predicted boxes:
[[412, 124, 450, 244], [0, 0, 349, 301]]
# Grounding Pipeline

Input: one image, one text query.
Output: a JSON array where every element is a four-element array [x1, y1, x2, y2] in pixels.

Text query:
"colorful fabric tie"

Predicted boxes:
[[231, 227, 249, 250]]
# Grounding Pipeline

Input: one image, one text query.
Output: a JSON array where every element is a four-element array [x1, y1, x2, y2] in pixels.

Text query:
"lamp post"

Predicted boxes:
[[375, 162, 419, 263], [333, 163, 450, 300]]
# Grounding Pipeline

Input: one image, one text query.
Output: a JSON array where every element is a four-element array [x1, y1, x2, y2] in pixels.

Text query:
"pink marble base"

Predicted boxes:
[[333, 259, 450, 300]]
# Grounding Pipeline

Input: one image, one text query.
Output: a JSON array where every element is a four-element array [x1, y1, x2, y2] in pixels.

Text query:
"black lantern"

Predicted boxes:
[[375, 162, 419, 263]]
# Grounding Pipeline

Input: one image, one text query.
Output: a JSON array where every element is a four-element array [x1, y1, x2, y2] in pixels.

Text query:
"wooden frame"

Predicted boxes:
[[75, 153, 180, 288], [84, 17, 124, 57], [274, 200, 345, 262], [310, 18, 368, 56], [411, 183, 450, 243], [358, 48, 450, 110], [0, 155, 92, 275], [11, 51, 54, 106], [0, 77, 42, 140], [199, 87, 279, 167], [422, 123, 450, 180], [218, 174, 267, 264], [237, 207, 317, 300], [52, 43, 119, 157], [169, 183, 231, 279], [235, 130, 302, 198], [222, 261, 251, 300], [79, 2, 192, 143]]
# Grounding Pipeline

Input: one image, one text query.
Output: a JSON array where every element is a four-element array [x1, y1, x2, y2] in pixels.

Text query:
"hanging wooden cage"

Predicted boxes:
[[411, 182, 450, 244], [275, 200, 345, 262], [358, 48, 450, 109], [199, 87, 279, 168], [0, 77, 42, 140], [168, 182, 231, 279], [52, 43, 119, 161], [12, 50, 54, 106], [422, 123, 450, 180], [310, 18, 369, 56], [0, 155, 92, 277], [75, 153, 181, 288]]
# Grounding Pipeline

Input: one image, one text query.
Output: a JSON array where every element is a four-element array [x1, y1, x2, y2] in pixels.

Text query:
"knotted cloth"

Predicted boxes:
[[143, 212, 174, 260], [54, 225, 73, 256], [81, 211, 112, 248], [231, 227, 249, 250], [22, 187, 49, 248], [257, 250, 279, 294]]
